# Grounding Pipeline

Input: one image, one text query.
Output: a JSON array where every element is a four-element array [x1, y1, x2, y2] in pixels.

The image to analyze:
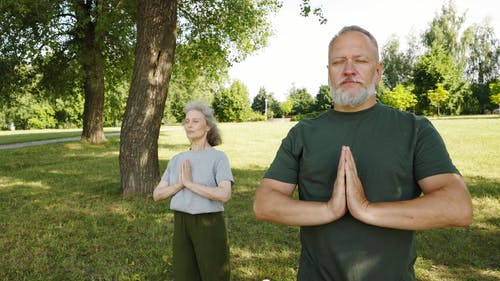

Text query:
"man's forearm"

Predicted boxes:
[[253, 188, 337, 226], [353, 184, 472, 230]]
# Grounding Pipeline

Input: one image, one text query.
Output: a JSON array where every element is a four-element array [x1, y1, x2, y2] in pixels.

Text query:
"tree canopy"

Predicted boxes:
[[119, 0, 281, 195], [0, 0, 136, 141]]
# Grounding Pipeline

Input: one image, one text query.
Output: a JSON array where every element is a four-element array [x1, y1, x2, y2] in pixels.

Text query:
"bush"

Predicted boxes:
[[246, 111, 267, 122], [291, 110, 327, 121], [28, 103, 57, 129]]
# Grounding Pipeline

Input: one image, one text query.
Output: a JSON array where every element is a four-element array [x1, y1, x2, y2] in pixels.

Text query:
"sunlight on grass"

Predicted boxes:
[[0, 177, 50, 190], [416, 256, 500, 281], [0, 118, 498, 280], [472, 197, 500, 229], [431, 117, 500, 180]]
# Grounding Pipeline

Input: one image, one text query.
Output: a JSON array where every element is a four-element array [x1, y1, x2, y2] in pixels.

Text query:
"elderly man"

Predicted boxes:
[[253, 25, 472, 281]]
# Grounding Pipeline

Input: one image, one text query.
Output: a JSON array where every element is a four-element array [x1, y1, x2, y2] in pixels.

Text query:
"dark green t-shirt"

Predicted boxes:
[[264, 102, 459, 281]]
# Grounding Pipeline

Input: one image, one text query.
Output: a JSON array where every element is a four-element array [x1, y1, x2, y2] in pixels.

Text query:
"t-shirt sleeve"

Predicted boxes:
[[161, 155, 178, 184], [215, 152, 234, 186], [414, 117, 459, 181], [264, 124, 301, 184]]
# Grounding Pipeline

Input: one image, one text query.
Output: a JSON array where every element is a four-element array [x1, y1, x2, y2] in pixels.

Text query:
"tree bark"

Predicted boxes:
[[119, 0, 178, 195], [79, 0, 106, 143]]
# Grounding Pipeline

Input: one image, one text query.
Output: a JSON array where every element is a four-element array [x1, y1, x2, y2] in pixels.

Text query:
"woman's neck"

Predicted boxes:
[[190, 140, 211, 151]]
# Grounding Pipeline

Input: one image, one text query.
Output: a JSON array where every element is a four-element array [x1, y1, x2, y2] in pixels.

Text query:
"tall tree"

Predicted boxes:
[[380, 84, 417, 111], [381, 36, 415, 90], [119, 0, 280, 195], [166, 75, 218, 123], [490, 81, 500, 112], [212, 80, 252, 122], [313, 85, 333, 111], [252, 87, 269, 114], [251, 87, 279, 118], [412, 1, 468, 115], [0, 0, 135, 142], [462, 20, 500, 113], [428, 83, 450, 116], [119, 0, 177, 196], [288, 87, 313, 115]]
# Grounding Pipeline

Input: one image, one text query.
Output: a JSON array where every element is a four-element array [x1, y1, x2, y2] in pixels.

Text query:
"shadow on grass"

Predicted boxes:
[[465, 175, 500, 198], [226, 168, 300, 281], [415, 175, 500, 281], [0, 140, 498, 280]]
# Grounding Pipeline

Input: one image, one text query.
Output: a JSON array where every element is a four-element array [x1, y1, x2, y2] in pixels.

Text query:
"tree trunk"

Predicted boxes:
[[81, 57, 106, 143], [79, 0, 106, 143], [119, 0, 178, 195]]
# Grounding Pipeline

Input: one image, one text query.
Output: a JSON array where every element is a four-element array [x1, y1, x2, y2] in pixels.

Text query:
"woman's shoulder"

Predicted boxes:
[[208, 147, 229, 158], [170, 150, 190, 162]]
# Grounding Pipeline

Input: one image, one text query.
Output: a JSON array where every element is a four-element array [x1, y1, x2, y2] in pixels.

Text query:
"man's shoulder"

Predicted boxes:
[[376, 102, 428, 123], [295, 110, 332, 127]]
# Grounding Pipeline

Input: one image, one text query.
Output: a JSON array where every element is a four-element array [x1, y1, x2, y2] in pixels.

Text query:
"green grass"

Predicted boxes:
[[0, 128, 120, 145], [0, 117, 498, 280]]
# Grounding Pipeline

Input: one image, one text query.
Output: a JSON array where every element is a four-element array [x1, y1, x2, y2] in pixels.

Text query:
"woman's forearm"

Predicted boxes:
[[184, 181, 231, 203], [153, 181, 183, 201]]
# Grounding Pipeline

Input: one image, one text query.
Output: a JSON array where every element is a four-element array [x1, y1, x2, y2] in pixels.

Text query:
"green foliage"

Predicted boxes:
[[381, 36, 416, 89], [299, 0, 327, 24], [412, 1, 469, 115], [490, 81, 500, 106], [313, 85, 332, 111], [463, 22, 500, 85], [251, 87, 269, 114], [27, 102, 57, 129], [0, 0, 135, 97], [174, 0, 281, 83], [164, 76, 217, 123], [212, 80, 252, 122], [246, 110, 267, 121], [269, 99, 284, 118], [281, 99, 293, 116], [0, 0, 135, 138], [287, 87, 314, 115], [428, 83, 450, 115], [291, 110, 325, 121], [251, 87, 280, 118], [380, 84, 417, 111], [104, 81, 128, 127]]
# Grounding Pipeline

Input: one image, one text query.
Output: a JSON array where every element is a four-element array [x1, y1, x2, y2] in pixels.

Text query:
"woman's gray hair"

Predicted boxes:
[[183, 100, 222, 146], [328, 25, 380, 61]]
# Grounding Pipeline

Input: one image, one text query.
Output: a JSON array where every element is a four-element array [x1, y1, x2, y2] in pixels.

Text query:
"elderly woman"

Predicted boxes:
[[153, 100, 234, 281]]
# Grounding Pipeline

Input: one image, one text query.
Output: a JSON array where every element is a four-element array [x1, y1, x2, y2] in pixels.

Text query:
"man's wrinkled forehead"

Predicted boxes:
[[328, 27, 380, 61]]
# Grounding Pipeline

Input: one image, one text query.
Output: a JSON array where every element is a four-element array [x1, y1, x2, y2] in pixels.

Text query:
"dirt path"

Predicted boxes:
[[0, 132, 120, 150]]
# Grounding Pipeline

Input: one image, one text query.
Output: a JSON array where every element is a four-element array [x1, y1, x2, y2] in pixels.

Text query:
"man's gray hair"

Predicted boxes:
[[328, 25, 379, 61], [183, 100, 222, 146]]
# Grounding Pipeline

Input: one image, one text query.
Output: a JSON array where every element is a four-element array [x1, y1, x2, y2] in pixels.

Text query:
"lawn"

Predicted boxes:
[[0, 117, 498, 280], [0, 128, 120, 145]]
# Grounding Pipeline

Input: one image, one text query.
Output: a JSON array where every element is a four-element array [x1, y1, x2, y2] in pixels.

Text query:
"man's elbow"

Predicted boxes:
[[454, 203, 473, 227], [454, 186, 473, 227], [253, 200, 269, 221]]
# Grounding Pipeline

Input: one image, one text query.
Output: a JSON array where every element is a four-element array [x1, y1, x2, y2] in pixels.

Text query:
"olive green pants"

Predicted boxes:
[[173, 211, 230, 281]]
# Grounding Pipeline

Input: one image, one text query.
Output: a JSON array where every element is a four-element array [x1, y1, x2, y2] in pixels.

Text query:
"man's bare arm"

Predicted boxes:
[[253, 179, 335, 226], [344, 147, 473, 230]]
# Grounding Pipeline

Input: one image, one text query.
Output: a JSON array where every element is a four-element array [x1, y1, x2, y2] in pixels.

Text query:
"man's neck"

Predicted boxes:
[[333, 96, 377, 113]]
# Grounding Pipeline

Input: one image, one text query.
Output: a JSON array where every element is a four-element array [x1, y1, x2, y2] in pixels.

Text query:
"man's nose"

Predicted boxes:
[[342, 59, 356, 75]]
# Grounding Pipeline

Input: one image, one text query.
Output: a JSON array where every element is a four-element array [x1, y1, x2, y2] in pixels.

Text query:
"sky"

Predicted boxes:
[[228, 0, 500, 101]]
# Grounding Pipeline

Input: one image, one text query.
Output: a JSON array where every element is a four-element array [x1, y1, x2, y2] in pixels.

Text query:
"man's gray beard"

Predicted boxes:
[[330, 84, 377, 107]]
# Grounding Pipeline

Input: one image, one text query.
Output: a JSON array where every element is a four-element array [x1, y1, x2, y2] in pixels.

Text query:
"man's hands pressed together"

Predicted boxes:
[[328, 146, 371, 222]]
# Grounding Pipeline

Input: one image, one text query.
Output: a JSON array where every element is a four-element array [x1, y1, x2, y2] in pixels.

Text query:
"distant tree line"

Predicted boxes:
[[1, 1, 499, 131]]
